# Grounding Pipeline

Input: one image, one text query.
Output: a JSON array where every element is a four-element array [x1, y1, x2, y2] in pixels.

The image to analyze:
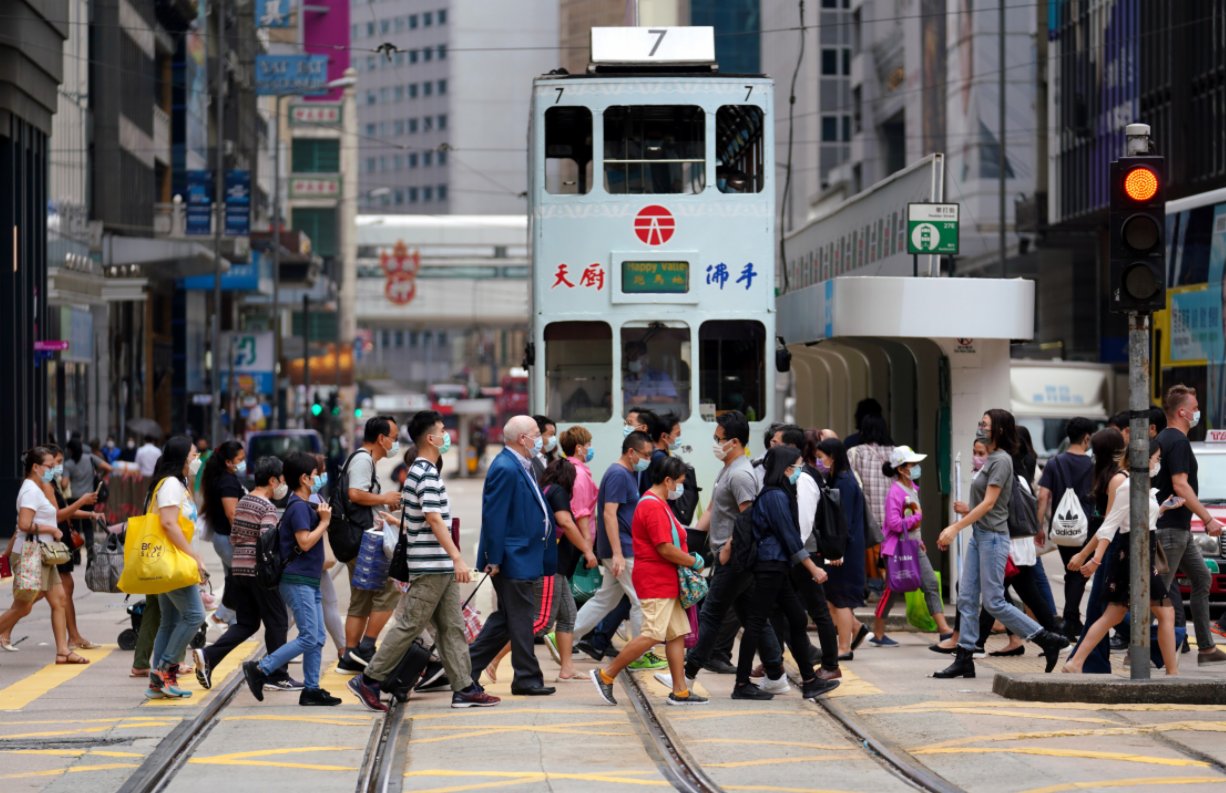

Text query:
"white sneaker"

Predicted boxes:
[[653, 671, 696, 691], [760, 674, 791, 694]]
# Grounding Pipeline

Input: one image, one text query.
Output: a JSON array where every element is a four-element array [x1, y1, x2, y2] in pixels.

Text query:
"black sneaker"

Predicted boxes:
[[352, 643, 376, 664], [300, 687, 342, 706], [451, 685, 501, 708], [731, 683, 774, 700], [415, 660, 449, 691], [191, 648, 212, 690], [265, 675, 305, 692], [337, 652, 367, 674], [241, 661, 267, 702], [801, 677, 841, 700], [702, 658, 737, 675], [589, 668, 617, 706], [575, 639, 604, 662], [347, 675, 389, 712], [666, 691, 709, 706]]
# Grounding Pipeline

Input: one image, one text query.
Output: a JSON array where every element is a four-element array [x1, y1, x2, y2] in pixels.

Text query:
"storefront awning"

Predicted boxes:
[[102, 235, 227, 279]]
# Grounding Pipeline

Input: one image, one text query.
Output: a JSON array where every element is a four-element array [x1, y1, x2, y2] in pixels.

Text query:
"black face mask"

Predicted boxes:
[[975, 429, 990, 444]]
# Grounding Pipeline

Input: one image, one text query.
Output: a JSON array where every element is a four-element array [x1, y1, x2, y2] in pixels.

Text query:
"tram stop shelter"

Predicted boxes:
[[776, 275, 1036, 593]]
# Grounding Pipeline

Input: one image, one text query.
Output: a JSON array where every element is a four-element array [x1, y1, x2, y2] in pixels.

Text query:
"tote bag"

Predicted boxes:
[[885, 538, 924, 593], [117, 479, 200, 595]]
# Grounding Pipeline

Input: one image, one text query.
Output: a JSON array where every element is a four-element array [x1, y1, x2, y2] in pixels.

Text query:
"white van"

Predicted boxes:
[[1010, 359, 1116, 459]]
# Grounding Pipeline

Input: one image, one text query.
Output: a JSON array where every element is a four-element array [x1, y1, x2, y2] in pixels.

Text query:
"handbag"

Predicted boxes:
[[69, 527, 85, 550], [570, 563, 602, 604], [652, 493, 709, 609], [117, 479, 201, 595], [15, 535, 44, 591], [388, 511, 410, 584], [884, 538, 924, 592], [40, 540, 72, 567], [1153, 536, 1170, 576], [684, 604, 699, 649]]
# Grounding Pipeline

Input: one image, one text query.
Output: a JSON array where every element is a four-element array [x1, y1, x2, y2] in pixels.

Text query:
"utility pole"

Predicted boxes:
[[271, 94, 284, 430], [210, 0, 226, 443], [999, 0, 1007, 278], [302, 293, 311, 429]]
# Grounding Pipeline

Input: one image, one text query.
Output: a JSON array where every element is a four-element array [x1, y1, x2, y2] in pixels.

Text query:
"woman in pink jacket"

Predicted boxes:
[[873, 446, 952, 643]]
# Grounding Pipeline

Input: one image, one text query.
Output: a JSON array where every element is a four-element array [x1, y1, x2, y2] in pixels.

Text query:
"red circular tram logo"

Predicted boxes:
[[634, 205, 675, 246]]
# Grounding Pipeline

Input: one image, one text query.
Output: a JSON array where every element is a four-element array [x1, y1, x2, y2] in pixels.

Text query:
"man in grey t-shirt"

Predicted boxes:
[[682, 412, 782, 687]]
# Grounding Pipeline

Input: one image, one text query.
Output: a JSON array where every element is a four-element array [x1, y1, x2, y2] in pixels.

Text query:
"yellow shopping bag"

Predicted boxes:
[[117, 479, 200, 595]]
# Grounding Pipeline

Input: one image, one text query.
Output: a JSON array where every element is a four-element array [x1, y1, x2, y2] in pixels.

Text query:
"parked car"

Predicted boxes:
[[242, 430, 325, 493], [1179, 442, 1226, 607]]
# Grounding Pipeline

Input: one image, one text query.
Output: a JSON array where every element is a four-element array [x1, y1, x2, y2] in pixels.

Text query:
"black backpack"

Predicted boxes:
[[729, 505, 759, 573], [809, 468, 849, 560], [327, 449, 376, 563], [670, 462, 701, 525], [255, 508, 300, 589], [1007, 476, 1039, 538]]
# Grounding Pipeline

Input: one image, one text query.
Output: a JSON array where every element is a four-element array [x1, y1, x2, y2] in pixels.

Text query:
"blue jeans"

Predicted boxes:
[[958, 528, 1042, 651], [212, 534, 236, 625], [259, 582, 324, 689], [153, 584, 206, 670]]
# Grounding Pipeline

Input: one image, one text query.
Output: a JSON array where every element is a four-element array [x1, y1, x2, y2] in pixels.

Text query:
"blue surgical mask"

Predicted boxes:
[[435, 433, 452, 454], [788, 468, 802, 485], [41, 467, 56, 483], [622, 424, 634, 438], [909, 464, 922, 480], [311, 474, 324, 494], [633, 457, 650, 473], [544, 436, 557, 453], [531, 436, 543, 454], [669, 437, 681, 451], [52, 464, 64, 478], [234, 460, 247, 475], [668, 482, 685, 501], [585, 447, 595, 463], [319, 472, 328, 488]]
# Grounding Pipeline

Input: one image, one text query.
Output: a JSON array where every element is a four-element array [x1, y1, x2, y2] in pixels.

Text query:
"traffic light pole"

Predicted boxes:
[[1127, 310, 1152, 680]]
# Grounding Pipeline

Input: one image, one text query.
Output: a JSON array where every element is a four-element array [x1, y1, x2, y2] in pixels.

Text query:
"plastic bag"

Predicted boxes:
[[905, 571, 942, 632], [570, 563, 602, 604], [352, 529, 390, 591]]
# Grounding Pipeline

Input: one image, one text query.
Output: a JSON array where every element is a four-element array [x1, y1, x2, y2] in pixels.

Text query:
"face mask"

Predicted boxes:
[[234, 460, 247, 475], [52, 464, 64, 478], [585, 447, 595, 463], [815, 459, 831, 475], [127, 440, 136, 449], [788, 468, 802, 485], [975, 428, 990, 444], [972, 454, 987, 472], [627, 359, 643, 374], [712, 440, 730, 461], [434, 433, 452, 454], [633, 456, 650, 473], [623, 424, 634, 438], [669, 437, 681, 451], [544, 436, 557, 453], [272, 481, 289, 500], [909, 464, 922, 480], [188, 458, 202, 476], [530, 436, 543, 455], [1190, 410, 1202, 429], [311, 474, 324, 494], [387, 440, 401, 457], [319, 472, 328, 488], [40, 467, 56, 483], [668, 482, 685, 500], [1150, 460, 1162, 478]]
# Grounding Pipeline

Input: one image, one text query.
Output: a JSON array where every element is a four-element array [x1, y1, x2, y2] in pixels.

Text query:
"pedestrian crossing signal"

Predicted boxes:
[[1109, 156, 1165, 314]]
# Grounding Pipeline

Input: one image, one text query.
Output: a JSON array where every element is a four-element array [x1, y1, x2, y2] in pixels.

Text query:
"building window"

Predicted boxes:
[[393, 85, 404, 102], [423, 186, 433, 201], [394, 120, 405, 135], [366, 157, 376, 173], [423, 11, 433, 26], [293, 139, 340, 172], [437, 184, 447, 201], [409, 14, 417, 29], [366, 90, 376, 106], [438, 79, 447, 95], [438, 8, 447, 24], [409, 118, 418, 133], [365, 123, 376, 137], [292, 207, 338, 257], [438, 150, 447, 165], [842, 116, 851, 142], [604, 105, 705, 195], [821, 48, 839, 75], [438, 114, 447, 130], [545, 106, 593, 195], [409, 83, 418, 99], [545, 322, 612, 421], [424, 116, 434, 131], [409, 49, 419, 64], [409, 152, 418, 168], [424, 151, 433, 166], [438, 44, 447, 60], [423, 81, 433, 97], [699, 320, 765, 420], [423, 47, 433, 62], [395, 51, 406, 67], [366, 21, 375, 37], [409, 187, 418, 202], [716, 105, 765, 192], [379, 87, 390, 103], [394, 190, 404, 205], [843, 49, 851, 75], [352, 23, 359, 40], [394, 17, 405, 33], [821, 115, 839, 142], [380, 19, 390, 34], [393, 154, 403, 171]]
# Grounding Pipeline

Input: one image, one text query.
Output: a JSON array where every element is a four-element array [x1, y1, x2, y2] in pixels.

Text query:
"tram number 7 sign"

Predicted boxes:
[[907, 203, 960, 255]]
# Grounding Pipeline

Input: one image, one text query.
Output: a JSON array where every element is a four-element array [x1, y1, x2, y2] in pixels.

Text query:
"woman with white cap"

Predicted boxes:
[[872, 446, 952, 644]]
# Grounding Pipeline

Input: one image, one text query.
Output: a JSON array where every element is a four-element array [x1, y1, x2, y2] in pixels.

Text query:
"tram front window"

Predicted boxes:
[[544, 321, 612, 422], [544, 106, 593, 195], [621, 324, 691, 419], [699, 320, 766, 421], [604, 106, 705, 195]]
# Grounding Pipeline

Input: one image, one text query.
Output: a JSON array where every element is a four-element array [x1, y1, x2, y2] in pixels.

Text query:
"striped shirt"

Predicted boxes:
[[230, 493, 279, 577], [401, 458, 453, 575]]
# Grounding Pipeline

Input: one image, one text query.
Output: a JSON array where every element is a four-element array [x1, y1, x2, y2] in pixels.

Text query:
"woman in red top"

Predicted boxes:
[[590, 457, 707, 707]]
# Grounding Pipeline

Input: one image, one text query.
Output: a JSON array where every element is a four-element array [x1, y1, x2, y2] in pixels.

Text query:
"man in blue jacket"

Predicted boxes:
[[468, 415, 558, 695]]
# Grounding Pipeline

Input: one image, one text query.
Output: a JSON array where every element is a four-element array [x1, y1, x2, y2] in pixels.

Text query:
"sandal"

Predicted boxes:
[[131, 667, 151, 678], [56, 652, 90, 665], [70, 639, 100, 650]]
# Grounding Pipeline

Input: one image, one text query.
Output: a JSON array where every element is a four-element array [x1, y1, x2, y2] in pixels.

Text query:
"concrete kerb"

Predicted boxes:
[[992, 671, 1226, 704]]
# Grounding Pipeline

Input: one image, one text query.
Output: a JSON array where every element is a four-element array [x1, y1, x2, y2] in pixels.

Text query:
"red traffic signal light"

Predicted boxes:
[[1122, 166, 1159, 202]]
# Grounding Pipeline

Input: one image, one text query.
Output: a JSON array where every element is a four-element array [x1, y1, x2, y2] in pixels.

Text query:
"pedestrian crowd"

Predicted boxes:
[[3, 386, 1221, 712]]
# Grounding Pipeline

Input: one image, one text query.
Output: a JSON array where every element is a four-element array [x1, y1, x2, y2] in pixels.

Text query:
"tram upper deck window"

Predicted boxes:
[[716, 106, 765, 193], [621, 324, 691, 420], [604, 106, 705, 195], [699, 320, 765, 421], [545, 321, 611, 422], [544, 107, 593, 195]]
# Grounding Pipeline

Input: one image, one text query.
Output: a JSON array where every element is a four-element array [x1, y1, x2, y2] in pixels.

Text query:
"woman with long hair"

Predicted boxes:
[[0, 447, 84, 664], [541, 457, 599, 680], [812, 435, 871, 658], [201, 440, 246, 624], [46, 445, 105, 650], [1063, 430, 1180, 674], [935, 410, 1069, 679], [143, 436, 209, 699]]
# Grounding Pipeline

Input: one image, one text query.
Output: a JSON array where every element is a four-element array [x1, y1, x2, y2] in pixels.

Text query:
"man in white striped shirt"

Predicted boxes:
[[347, 411, 499, 711]]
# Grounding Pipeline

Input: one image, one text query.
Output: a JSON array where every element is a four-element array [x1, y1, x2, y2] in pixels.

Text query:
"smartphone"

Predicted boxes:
[[1163, 495, 1186, 509], [0, 555, 11, 579]]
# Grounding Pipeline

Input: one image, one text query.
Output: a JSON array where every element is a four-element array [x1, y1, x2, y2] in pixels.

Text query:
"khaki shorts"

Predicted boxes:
[[346, 560, 401, 617], [639, 597, 691, 643], [14, 562, 61, 603]]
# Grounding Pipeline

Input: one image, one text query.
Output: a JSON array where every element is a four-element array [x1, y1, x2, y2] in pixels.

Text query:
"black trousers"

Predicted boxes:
[[1057, 542, 1090, 628], [468, 576, 544, 689], [204, 576, 289, 676], [977, 564, 1057, 642], [737, 561, 815, 686], [685, 557, 781, 679], [772, 554, 839, 671]]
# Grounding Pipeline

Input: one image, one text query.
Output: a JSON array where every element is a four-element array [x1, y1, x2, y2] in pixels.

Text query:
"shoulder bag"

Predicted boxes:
[[649, 493, 708, 608]]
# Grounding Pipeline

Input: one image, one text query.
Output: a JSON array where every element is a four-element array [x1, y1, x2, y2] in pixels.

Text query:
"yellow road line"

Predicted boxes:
[[690, 737, 848, 751], [916, 746, 1212, 768], [143, 641, 257, 708], [867, 700, 1226, 714], [0, 645, 112, 710], [0, 716, 176, 726], [0, 762, 141, 780], [879, 706, 1119, 726], [188, 745, 362, 771], [0, 721, 175, 740], [409, 724, 634, 745], [707, 753, 863, 768], [405, 769, 670, 790], [0, 748, 144, 758], [223, 714, 374, 727], [410, 707, 650, 720], [1021, 776, 1226, 793], [916, 720, 1226, 751]]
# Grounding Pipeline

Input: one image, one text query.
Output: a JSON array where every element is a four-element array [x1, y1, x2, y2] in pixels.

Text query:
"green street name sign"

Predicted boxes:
[[907, 203, 960, 255]]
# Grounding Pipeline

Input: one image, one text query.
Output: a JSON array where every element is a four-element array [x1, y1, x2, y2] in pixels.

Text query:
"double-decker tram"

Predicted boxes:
[[526, 26, 777, 487]]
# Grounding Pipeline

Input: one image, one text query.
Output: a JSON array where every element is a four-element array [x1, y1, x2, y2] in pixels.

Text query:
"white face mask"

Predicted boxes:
[[1190, 409, 1202, 429], [272, 481, 289, 500], [668, 481, 684, 500], [1150, 460, 1162, 478], [188, 457, 202, 476], [712, 440, 730, 461]]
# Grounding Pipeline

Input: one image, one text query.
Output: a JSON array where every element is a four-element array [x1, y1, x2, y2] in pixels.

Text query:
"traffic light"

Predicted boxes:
[[1109, 155, 1166, 314], [311, 403, 322, 417], [354, 407, 363, 419]]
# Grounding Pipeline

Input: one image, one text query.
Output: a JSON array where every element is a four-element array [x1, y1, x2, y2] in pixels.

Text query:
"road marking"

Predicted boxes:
[[409, 707, 639, 720], [866, 700, 1226, 714], [0, 762, 141, 780], [0, 721, 175, 740], [223, 714, 374, 727], [1020, 775, 1226, 793], [707, 753, 863, 768], [691, 737, 848, 751], [0, 645, 112, 710], [0, 749, 144, 759], [410, 719, 634, 745], [868, 705, 1118, 725], [404, 769, 671, 791], [143, 641, 257, 708], [917, 720, 1226, 751], [916, 746, 1213, 768], [188, 745, 362, 771]]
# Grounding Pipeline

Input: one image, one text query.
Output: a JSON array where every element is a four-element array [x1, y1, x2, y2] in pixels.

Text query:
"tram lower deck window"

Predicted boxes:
[[699, 320, 766, 421], [604, 106, 705, 195], [544, 321, 612, 421], [621, 324, 691, 420]]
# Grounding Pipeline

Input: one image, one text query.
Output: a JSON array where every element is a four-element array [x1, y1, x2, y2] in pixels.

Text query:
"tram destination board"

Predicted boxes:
[[622, 260, 690, 293]]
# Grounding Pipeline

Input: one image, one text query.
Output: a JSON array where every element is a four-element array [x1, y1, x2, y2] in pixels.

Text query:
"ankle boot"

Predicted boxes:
[[1031, 630, 1071, 673], [933, 648, 976, 679]]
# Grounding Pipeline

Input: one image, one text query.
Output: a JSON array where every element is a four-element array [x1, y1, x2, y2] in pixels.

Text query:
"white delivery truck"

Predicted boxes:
[[1010, 359, 1117, 459]]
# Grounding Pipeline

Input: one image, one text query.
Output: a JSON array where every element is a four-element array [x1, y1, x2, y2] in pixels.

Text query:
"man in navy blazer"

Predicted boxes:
[[469, 415, 558, 695]]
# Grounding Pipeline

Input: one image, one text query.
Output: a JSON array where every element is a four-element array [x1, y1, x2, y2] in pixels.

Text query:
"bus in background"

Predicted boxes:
[[428, 382, 469, 442], [490, 369, 529, 443], [1010, 359, 1115, 460], [527, 27, 778, 489]]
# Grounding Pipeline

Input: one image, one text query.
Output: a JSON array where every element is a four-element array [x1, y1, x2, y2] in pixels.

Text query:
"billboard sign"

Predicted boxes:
[[224, 169, 250, 236], [185, 170, 212, 235], [255, 54, 329, 96]]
